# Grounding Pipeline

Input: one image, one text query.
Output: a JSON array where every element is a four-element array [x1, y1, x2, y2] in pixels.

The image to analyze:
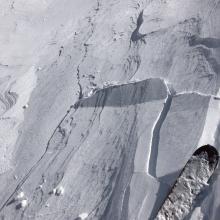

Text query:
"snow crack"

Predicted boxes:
[[148, 85, 173, 177]]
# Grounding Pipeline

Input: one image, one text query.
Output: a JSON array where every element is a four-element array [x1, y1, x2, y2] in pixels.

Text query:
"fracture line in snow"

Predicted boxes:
[[146, 87, 215, 177], [147, 82, 173, 178], [175, 90, 211, 97]]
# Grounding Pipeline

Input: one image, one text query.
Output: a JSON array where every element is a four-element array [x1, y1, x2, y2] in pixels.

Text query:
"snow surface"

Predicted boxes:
[[0, 0, 220, 219]]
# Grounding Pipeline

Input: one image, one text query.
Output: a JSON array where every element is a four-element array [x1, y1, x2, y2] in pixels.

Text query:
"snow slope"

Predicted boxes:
[[0, 0, 220, 219]]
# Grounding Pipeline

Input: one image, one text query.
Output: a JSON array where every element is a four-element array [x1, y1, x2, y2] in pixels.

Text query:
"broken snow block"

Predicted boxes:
[[78, 213, 89, 220], [37, 67, 42, 71], [20, 199, 28, 208], [16, 192, 24, 200], [16, 199, 28, 209], [23, 104, 29, 109], [51, 186, 65, 196], [51, 188, 56, 195], [55, 186, 64, 196]]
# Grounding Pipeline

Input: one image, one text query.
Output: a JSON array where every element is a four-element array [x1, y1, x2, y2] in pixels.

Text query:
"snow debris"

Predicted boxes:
[[103, 81, 118, 88], [42, 177, 46, 183], [15, 192, 28, 209], [55, 186, 64, 196], [16, 192, 25, 200], [19, 199, 28, 208], [51, 186, 65, 196], [85, 87, 99, 98], [52, 188, 56, 195], [87, 90, 94, 97], [23, 104, 29, 109], [36, 67, 42, 71], [78, 212, 89, 219]]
